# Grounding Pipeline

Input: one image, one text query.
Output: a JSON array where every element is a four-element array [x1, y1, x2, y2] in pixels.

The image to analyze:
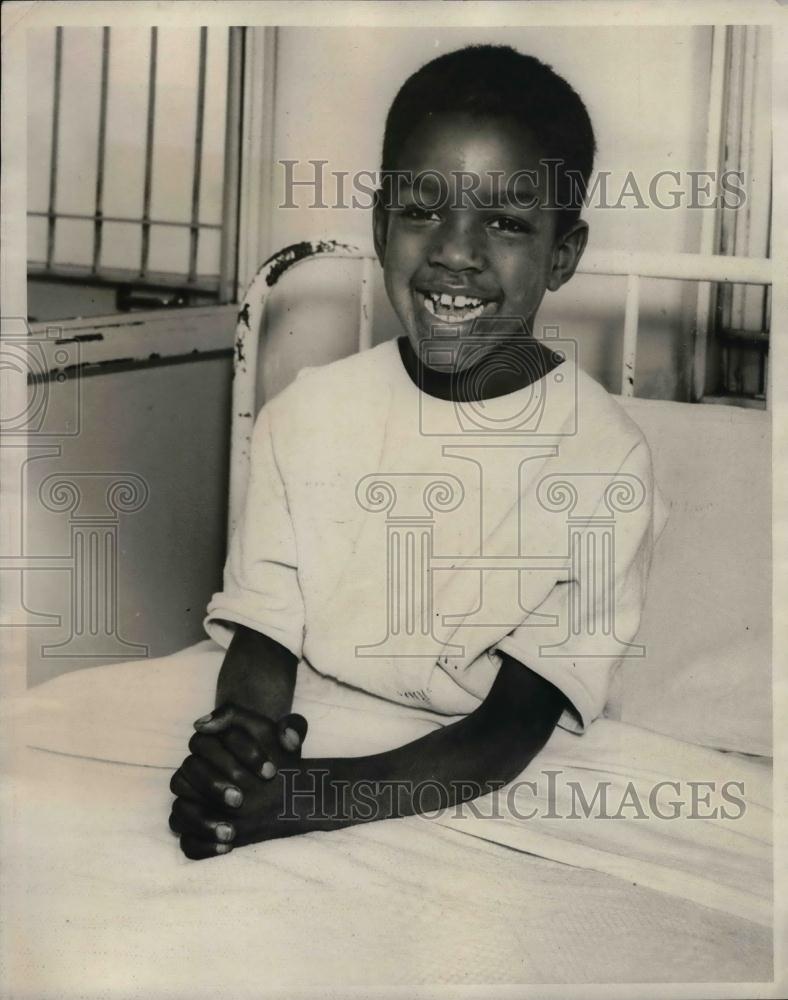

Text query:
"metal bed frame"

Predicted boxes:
[[228, 239, 772, 537]]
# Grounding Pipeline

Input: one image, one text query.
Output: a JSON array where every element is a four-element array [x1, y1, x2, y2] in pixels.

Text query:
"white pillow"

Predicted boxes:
[[606, 397, 771, 756], [609, 629, 772, 757]]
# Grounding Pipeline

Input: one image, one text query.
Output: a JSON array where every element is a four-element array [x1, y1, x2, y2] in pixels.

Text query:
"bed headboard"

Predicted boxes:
[[228, 238, 772, 539]]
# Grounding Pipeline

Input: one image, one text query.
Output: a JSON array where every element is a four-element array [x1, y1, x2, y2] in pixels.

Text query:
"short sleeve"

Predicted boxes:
[[204, 405, 305, 658], [494, 438, 668, 732]]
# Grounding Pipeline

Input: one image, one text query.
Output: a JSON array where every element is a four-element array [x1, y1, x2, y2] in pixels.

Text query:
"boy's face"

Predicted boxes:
[[374, 112, 587, 372]]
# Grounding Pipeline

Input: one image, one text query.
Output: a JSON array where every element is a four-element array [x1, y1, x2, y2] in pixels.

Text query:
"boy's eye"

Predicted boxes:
[[488, 216, 531, 234], [400, 205, 441, 223]]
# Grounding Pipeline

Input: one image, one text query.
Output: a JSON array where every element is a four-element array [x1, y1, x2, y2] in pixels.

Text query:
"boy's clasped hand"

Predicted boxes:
[[169, 706, 308, 860]]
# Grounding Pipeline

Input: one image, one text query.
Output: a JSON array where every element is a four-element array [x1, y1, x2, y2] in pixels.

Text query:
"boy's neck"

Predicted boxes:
[[397, 335, 562, 402]]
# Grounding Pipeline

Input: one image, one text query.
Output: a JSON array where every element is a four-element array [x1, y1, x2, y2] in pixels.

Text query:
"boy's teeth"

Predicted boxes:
[[423, 292, 487, 323], [428, 292, 483, 309]]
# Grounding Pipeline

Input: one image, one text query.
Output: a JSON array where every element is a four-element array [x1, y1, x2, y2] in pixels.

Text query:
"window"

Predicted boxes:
[[27, 26, 242, 321], [695, 25, 771, 407]]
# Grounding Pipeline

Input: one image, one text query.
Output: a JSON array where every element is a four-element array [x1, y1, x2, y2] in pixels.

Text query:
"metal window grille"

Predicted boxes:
[[699, 25, 772, 406], [27, 26, 243, 309]]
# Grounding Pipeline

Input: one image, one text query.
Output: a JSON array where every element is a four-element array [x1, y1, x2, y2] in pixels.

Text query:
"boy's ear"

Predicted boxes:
[[547, 220, 589, 292], [372, 191, 388, 266]]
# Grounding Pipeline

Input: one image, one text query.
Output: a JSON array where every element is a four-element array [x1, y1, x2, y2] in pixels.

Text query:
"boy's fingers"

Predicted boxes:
[[179, 834, 233, 861], [188, 731, 256, 784], [190, 707, 305, 781], [194, 704, 278, 773], [169, 768, 204, 803], [193, 705, 242, 732], [277, 713, 308, 752], [221, 727, 267, 771], [194, 704, 277, 746], [219, 728, 277, 780], [170, 797, 237, 844], [192, 725, 281, 779], [179, 754, 245, 808], [215, 716, 307, 777]]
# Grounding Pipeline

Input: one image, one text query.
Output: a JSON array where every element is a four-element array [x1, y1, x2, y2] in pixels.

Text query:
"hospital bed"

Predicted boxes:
[[1, 240, 774, 995]]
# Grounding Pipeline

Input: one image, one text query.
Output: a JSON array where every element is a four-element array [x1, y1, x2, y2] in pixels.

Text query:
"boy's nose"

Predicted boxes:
[[428, 219, 486, 272]]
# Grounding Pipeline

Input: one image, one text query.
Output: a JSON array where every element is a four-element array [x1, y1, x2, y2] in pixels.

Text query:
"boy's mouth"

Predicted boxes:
[[419, 290, 492, 324]]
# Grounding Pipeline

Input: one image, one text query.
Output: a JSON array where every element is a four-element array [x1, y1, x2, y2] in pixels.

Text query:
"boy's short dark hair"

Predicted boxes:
[[381, 44, 596, 236]]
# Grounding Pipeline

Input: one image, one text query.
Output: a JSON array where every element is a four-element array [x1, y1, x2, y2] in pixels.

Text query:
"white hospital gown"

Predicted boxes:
[[205, 337, 668, 733]]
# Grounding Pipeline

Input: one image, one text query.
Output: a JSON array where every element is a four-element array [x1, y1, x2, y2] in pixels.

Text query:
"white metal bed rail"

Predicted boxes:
[[228, 239, 772, 537]]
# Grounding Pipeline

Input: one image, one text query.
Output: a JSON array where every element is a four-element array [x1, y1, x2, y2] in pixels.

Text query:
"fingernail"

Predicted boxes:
[[215, 823, 235, 843], [282, 727, 300, 752], [195, 713, 214, 727], [260, 761, 277, 779], [224, 787, 243, 807], [215, 843, 232, 854]]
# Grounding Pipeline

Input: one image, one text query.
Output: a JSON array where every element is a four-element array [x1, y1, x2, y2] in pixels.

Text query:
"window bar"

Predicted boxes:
[[762, 172, 772, 404], [734, 26, 759, 335], [92, 26, 111, 275], [718, 26, 745, 335], [27, 260, 221, 293], [140, 27, 158, 280], [692, 24, 727, 402], [218, 27, 244, 304], [30, 209, 222, 230], [188, 27, 208, 284], [760, 227, 771, 403], [718, 26, 749, 396], [45, 27, 64, 270]]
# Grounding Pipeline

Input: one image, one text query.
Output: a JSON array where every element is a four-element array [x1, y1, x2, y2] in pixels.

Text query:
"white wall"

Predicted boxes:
[[24, 355, 233, 686], [265, 26, 715, 401]]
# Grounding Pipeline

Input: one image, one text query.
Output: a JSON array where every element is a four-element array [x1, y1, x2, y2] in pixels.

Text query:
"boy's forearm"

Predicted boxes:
[[299, 716, 545, 827], [280, 661, 564, 833], [215, 624, 298, 719]]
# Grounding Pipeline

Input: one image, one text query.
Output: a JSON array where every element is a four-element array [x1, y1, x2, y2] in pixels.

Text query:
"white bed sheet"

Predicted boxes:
[[0, 641, 773, 994]]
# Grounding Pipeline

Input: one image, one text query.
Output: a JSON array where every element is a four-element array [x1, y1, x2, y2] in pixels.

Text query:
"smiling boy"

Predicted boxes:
[[169, 45, 667, 859]]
